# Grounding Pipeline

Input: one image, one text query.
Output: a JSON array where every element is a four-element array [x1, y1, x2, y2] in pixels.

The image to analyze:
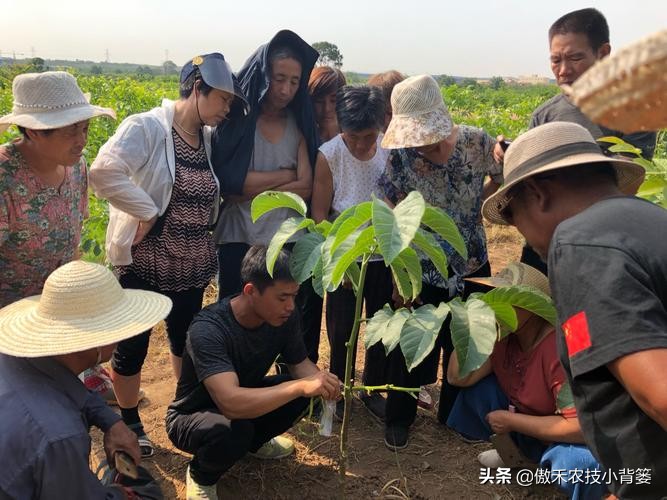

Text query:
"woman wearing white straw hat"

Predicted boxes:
[[0, 260, 171, 499], [89, 53, 248, 458], [0, 70, 120, 405], [377, 74, 506, 450], [446, 262, 604, 500], [0, 71, 115, 308]]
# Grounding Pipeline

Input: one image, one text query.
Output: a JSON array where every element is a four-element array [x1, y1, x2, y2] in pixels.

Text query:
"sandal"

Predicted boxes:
[[127, 423, 155, 458]]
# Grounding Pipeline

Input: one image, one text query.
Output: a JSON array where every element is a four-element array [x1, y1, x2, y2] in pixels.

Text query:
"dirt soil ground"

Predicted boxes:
[[92, 224, 566, 499]]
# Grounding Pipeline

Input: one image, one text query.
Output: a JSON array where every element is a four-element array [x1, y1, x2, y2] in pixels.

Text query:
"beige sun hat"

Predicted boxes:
[[0, 71, 116, 134], [482, 121, 645, 225], [565, 28, 667, 133], [381, 74, 453, 149], [466, 262, 550, 296], [0, 261, 172, 358]]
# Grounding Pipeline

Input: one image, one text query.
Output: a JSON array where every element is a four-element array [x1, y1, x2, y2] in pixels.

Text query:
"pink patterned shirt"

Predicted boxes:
[[0, 142, 88, 307]]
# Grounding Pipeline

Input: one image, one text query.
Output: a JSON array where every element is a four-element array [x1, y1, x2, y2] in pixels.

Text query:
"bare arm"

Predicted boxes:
[[310, 153, 334, 223], [607, 348, 667, 431], [487, 410, 585, 443], [288, 357, 329, 379], [273, 137, 313, 200], [241, 169, 297, 198], [447, 349, 493, 387], [203, 369, 340, 419]]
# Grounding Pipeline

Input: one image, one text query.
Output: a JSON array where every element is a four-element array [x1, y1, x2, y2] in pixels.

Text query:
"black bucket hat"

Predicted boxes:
[[180, 53, 249, 115]]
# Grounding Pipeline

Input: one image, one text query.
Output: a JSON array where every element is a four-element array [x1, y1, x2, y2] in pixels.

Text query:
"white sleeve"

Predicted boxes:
[[89, 116, 160, 221]]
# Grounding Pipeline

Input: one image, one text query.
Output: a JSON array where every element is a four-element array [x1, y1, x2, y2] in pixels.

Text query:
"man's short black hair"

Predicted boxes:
[[548, 8, 609, 51], [336, 85, 385, 132], [240, 245, 295, 292]]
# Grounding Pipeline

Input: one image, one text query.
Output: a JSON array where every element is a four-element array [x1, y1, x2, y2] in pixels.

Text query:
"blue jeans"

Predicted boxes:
[[447, 375, 607, 500]]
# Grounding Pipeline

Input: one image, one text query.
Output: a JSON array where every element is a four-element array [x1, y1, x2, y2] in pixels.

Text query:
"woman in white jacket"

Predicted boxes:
[[90, 53, 247, 457]]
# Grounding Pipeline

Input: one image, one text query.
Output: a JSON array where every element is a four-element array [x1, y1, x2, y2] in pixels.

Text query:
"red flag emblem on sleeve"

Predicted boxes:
[[562, 311, 592, 357]]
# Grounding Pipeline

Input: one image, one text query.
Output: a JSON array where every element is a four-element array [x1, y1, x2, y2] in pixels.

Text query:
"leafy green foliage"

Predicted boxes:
[[450, 297, 497, 378], [598, 136, 667, 208], [399, 303, 451, 371], [480, 285, 556, 337], [371, 192, 425, 264]]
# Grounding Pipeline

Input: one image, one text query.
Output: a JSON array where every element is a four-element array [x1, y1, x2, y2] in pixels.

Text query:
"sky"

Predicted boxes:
[[2, 0, 665, 77]]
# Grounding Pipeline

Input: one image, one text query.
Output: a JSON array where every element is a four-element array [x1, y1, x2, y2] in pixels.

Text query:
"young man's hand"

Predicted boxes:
[[299, 371, 341, 401]]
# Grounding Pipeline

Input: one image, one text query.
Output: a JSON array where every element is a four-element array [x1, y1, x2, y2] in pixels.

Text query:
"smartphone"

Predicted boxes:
[[114, 451, 139, 479]]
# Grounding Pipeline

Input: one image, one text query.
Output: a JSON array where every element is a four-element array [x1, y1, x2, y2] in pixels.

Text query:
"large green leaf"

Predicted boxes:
[[391, 247, 422, 301], [485, 302, 518, 339], [372, 192, 425, 265], [326, 226, 375, 290], [289, 232, 325, 284], [266, 217, 313, 276], [400, 303, 451, 372], [450, 297, 497, 378], [314, 219, 333, 237], [327, 204, 359, 236], [365, 305, 411, 355], [412, 228, 449, 279], [311, 257, 324, 298], [390, 259, 413, 301], [344, 262, 361, 295], [331, 202, 372, 253], [480, 285, 557, 327], [251, 191, 307, 222], [421, 206, 468, 260]]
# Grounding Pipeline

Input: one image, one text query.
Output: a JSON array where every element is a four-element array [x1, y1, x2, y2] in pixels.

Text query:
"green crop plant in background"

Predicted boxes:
[[252, 190, 555, 496]]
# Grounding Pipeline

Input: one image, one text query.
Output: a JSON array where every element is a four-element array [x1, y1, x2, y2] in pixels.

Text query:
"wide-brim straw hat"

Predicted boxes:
[[0, 71, 116, 134], [465, 262, 550, 297], [482, 121, 645, 225], [0, 261, 172, 358], [381, 74, 453, 149], [565, 28, 667, 133]]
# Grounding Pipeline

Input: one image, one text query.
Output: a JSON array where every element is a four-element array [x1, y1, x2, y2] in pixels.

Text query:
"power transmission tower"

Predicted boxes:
[[105, 49, 110, 63]]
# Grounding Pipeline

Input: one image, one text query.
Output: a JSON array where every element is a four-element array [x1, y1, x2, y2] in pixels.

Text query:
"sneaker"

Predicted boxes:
[[477, 449, 506, 468], [248, 435, 295, 460], [360, 392, 386, 422], [416, 385, 434, 410], [186, 465, 218, 500], [384, 425, 409, 450]]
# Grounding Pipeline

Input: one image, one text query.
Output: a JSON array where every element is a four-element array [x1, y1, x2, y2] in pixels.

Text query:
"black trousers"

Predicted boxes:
[[165, 375, 310, 486], [217, 242, 323, 363], [384, 262, 492, 428], [326, 261, 393, 385], [112, 271, 205, 376]]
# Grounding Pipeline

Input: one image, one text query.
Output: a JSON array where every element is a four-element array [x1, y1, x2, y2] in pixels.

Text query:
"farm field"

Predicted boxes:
[[2, 68, 665, 499]]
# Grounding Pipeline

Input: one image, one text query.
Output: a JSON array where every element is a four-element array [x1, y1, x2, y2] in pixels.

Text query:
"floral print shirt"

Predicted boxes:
[[0, 142, 88, 307], [378, 125, 502, 288]]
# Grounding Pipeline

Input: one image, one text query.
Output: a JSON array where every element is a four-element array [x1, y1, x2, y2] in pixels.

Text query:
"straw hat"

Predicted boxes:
[[482, 121, 645, 225], [0, 71, 116, 134], [381, 74, 453, 149], [466, 262, 550, 296], [0, 261, 172, 358], [565, 29, 667, 133]]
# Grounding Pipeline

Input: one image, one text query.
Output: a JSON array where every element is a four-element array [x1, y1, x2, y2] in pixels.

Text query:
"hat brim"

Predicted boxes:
[[381, 108, 453, 149], [0, 290, 172, 357], [482, 153, 645, 225], [0, 103, 116, 134]]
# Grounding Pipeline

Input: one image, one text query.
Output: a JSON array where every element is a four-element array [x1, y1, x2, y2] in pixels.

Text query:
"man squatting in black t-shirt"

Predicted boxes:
[[482, 121, 667, 500], [166, 246, 340, 497]]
